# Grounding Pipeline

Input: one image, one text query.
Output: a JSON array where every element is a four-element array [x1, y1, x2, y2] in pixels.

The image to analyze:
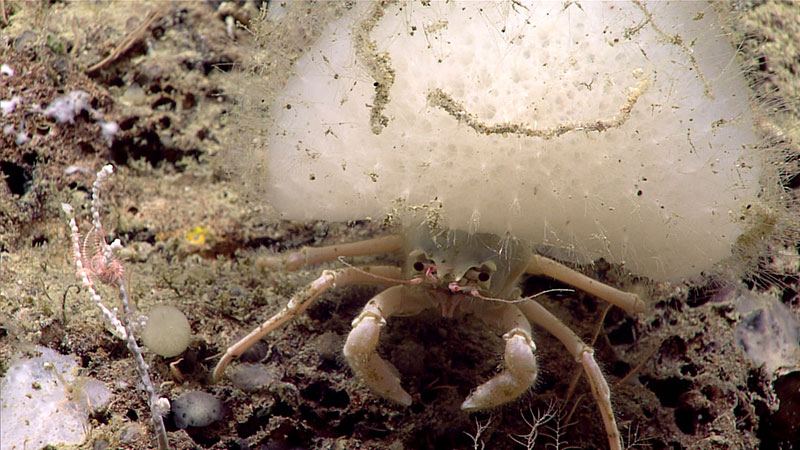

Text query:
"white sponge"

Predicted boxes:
[[252, 1, 764, 281], [1, 347, 90, 448]]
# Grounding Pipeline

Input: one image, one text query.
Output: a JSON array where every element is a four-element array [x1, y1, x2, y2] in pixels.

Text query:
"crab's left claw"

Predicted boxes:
[[461, 329, 537, 410], [461, 304, 539, 410]]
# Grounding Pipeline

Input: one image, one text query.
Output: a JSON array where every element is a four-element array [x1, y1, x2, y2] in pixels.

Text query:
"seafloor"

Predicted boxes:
[[1, 1, 799, 449]]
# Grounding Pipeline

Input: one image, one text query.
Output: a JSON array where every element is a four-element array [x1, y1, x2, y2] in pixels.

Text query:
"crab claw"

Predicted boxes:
[[461, 329, 538, 410], [344, 311, 412, 406]]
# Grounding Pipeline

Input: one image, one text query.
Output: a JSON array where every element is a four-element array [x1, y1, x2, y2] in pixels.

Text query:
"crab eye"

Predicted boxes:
[[463, 267, 491, 283], [413, 261, 425, 272]]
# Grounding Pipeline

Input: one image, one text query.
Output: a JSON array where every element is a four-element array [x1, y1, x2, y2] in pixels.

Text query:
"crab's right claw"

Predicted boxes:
[[344, 312, 412, 406]]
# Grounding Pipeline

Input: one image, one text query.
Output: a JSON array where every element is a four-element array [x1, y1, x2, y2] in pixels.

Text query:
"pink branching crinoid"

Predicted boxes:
[[77, 225, 124, 287]]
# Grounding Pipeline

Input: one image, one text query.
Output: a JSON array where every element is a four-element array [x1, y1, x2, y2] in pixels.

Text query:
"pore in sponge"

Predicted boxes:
[[247, 1, 768, 281]]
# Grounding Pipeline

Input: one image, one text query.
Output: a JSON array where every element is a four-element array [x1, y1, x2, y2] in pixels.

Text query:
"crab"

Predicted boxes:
[[212, 224, 645, 450]]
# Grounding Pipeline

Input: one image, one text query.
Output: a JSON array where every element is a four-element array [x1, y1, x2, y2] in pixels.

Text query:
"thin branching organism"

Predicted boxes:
[[63, 165, 170, 450]]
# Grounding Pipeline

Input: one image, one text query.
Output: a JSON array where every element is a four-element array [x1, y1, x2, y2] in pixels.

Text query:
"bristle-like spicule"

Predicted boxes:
[[220, 1, 351, 210], [713, 2, 800, 286], [251, 1, 771, 282]]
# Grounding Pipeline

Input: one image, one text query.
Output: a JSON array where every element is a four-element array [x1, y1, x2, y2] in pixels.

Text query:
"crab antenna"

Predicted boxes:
[[337, 256, 423, 285], [447, 282, 574, 304]]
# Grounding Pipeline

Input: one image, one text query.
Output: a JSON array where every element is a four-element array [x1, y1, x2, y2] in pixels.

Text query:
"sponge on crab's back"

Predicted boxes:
[[252, 1, 763, 281]]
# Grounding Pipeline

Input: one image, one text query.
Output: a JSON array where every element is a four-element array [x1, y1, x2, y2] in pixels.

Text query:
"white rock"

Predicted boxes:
[[1, 96, 22, 115], [44, 90, 91, 124], [735, 290, 800, 375], [172, 391, 224, 429]]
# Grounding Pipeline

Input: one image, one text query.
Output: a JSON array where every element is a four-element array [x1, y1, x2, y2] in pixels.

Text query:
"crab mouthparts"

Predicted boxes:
[[438, 293, 464, 318]]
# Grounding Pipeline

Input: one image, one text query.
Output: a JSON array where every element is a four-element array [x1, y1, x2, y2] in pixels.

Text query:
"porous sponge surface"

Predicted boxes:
[[260, 1, 761, 281]]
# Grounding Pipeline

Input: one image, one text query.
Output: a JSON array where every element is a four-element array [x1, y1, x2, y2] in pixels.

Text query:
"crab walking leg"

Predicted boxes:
[[518, 300, 623, 450], [261, 235, 404, 271], [344, 285, 431, 406], [461, 304, 538, 410], [526, 254, 645, 314], [212, 266, 402, 383]]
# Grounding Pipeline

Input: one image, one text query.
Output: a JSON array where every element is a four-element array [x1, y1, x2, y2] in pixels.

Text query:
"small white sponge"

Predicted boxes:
[[257, 1, 762, 281], [1, 347, 89, 449]]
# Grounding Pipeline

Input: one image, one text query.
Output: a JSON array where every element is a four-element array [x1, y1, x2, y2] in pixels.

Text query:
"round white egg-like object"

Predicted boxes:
[[142, 305, 192, 358]]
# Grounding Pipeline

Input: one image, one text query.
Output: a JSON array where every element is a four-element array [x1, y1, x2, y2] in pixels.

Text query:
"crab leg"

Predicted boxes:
[[212, 266, 402, 383], [344, 285, 431, 406], [518, 300, 622, 450], [526, 254, 645, 314], [461, 303, 538, 410], [261, 235, 404, 271]]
